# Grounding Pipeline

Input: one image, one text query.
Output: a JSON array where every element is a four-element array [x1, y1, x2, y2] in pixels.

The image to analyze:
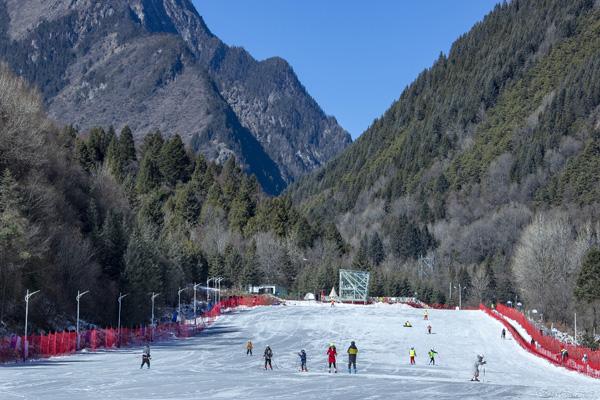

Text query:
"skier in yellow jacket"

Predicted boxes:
[[409, 347, 417, 365], [347, 341, 358, 373]]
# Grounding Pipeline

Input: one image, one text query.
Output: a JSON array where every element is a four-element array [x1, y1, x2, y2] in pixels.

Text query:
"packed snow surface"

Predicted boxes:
[[1, 302, 599, 399]]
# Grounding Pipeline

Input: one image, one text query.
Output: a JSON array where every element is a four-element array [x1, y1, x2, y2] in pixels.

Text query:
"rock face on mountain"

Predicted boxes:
[[0, 0, 351, 194]]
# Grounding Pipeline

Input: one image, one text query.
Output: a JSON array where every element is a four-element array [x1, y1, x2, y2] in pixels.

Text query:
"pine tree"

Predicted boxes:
[[241, 241, 262, 287], [159, 134, 191, 186], [118, 126, 136, 164], [98, 211, 128, 281], [123, 229, 163, 323], [136, 152, 162, 194], [75, 140, 93, 172], [575, 248, 600, 326], [368, 232, 385, 266]]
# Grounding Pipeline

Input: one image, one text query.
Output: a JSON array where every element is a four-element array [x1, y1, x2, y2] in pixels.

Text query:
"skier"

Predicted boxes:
[[582, 353, 589, 364], [403, 321, 412, 328], [471, 354, 486, 381], [140, 345, 151, 369], [428, 349, 438, 365], [330, 299, 336, 307], [327, 344, 338, 373], [264, 345, 273, 370], [246, 340, 253, 356], [298, 349, 308, 372], [424, 310, 429, 320], [347, 341, 358, 373], [501, 328, 506, 339], [427, 325, 432, 334], [409, 347, 416, 365], [560, 348, 568, 365]]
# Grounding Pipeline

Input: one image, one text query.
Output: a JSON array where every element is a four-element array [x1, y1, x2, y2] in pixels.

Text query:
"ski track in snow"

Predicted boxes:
[[1, 304, 598, 400]]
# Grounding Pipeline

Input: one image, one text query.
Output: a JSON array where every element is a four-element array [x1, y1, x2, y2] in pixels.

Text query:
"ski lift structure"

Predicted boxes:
[[338, 269, 370, 304]]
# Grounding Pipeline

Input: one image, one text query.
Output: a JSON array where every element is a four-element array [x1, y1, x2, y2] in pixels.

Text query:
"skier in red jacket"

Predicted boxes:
[[327, 344, 338, 373]]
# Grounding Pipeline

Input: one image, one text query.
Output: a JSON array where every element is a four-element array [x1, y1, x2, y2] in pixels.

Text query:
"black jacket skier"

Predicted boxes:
[[264, 346, 273, 370]]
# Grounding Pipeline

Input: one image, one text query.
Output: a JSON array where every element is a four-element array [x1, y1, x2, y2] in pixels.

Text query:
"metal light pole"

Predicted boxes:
[[216, 277, 224, 304], [24, 289, 40, 360], [193, 282, 202, 328], [207, 277, 214, 303], [459, 284, 462, 310], [449, 281, 452, 301], [177, 287, 188, 323], [76, 290, 90, 350], [150, 292, 160, 341], [117, 292, 128, 347], [574, 312, 577, 346]]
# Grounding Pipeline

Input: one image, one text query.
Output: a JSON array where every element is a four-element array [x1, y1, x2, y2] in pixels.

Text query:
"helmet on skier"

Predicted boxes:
[[351, 341, 355, 345]]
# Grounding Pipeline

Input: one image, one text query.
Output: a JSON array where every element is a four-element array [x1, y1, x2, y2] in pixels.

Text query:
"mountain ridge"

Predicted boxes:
[[0, 0, 351, 194]]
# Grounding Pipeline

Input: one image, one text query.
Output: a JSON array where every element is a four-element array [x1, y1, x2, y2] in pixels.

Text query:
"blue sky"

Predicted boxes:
[[193, 1, 499, 139]]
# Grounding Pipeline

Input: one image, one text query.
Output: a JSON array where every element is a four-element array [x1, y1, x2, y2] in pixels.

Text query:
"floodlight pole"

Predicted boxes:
[[193, 282, 202, 329], [207, 277, 215, 303], [216, 277, 224, 304], [178, 287, 188, 322], [150, 292, 160, 341], [24, 289, 40, 360], [76, 290, 90, 350], [117, 292, 128, 346]]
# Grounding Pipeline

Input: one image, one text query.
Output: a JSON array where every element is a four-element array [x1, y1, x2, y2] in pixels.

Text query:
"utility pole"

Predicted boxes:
[[150, 292, 160, 341], [574, 312, 577, 346], [117, 293, 128, 347], [207, 277, 214, 303], [193, 282, 202, 329], [76, 290, 90, 350], [459, 284, 462, 310], [24, 289, 40, 360], [177, 287, 188, 323]]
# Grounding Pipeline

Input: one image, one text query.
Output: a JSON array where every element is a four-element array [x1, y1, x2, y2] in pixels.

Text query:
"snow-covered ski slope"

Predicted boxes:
[[1, 302, 599, 400]]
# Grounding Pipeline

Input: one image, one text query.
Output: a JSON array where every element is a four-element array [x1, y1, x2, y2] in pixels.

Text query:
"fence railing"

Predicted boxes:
[[480, 304, 600, 379], [0, 295, 272, 363]]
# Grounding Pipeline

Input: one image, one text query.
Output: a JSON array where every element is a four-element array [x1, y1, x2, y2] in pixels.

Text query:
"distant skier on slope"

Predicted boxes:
[[427, 325, 432, 334], [327, 344, 338, 373], [471, 354, 486, 381], [264, 346, 273, 370], [424, 310, 429, 320], [298, 349, 308, 372], [501, 328, 506, 339], [428, 349, 438, 365], [403, 321, 412, 328], [409, 347, 417, 365], [140, 345, 151, 369], [246, 340, 253, 356], [347, 341, 358, 373]]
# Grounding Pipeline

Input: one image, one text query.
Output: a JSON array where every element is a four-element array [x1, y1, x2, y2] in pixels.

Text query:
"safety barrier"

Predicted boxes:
[[480, 304, 600, 379], [0, 295, 272, 363]]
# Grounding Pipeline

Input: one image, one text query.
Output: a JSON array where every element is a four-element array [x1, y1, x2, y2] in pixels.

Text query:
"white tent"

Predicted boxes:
[[304, 293, 316, 301], [329, 287, 338, 299]]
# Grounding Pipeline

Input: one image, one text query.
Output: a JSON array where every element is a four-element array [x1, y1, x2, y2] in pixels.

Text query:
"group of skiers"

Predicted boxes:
[[138, 309, 489, 382]]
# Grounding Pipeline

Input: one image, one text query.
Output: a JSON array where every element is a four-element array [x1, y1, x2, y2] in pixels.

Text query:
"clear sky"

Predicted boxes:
[[193, 1, 500, 139]]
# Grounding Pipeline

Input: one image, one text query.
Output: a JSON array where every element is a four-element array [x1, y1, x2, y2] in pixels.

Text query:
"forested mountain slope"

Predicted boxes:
[[0, 0, 351, 194], [291, 0, 600, 329]]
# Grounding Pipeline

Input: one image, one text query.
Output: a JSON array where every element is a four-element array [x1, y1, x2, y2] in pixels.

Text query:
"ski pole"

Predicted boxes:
[[483, 367, 486, 382]]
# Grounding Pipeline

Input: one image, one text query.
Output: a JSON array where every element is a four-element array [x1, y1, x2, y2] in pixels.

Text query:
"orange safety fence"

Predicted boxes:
[[0, 295, 272, 363], [480, 304, 600, 379]]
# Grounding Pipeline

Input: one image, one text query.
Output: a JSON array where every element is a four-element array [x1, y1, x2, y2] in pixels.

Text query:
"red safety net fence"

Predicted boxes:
[[0, 295, 272, 363], [480, 304, 600, 379]]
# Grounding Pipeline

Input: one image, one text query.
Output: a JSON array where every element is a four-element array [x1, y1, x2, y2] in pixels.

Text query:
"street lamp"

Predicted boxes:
[[117, 293, 128, 347], [177, 287, 188, 323], [76, 290, 90, 350], [193, 282, 203, 328], [206, 277, 215, 303], [150, 292, 160, 341], [216, 277, 224, 304], [24, 289, 40, 360]]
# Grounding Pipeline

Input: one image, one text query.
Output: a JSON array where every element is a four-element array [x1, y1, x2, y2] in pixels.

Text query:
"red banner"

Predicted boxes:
[[481, 304, 600, 378]]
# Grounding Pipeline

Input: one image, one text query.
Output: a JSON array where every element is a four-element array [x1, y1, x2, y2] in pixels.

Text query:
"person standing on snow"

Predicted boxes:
[[409, 347, 417, 365], [246, 340, 253, 356], [424, 310, 429, 320], [428, 349, 438, 365], [264, 346, 273, 370], [347, 341, 358, 373], [471, 354, 486, 381], [427, 325, 432, 334], [140, 345, 151, 369], [327, 344, 338, 373], [501, 328, 506, 339], [298, 349, 308, 372]]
